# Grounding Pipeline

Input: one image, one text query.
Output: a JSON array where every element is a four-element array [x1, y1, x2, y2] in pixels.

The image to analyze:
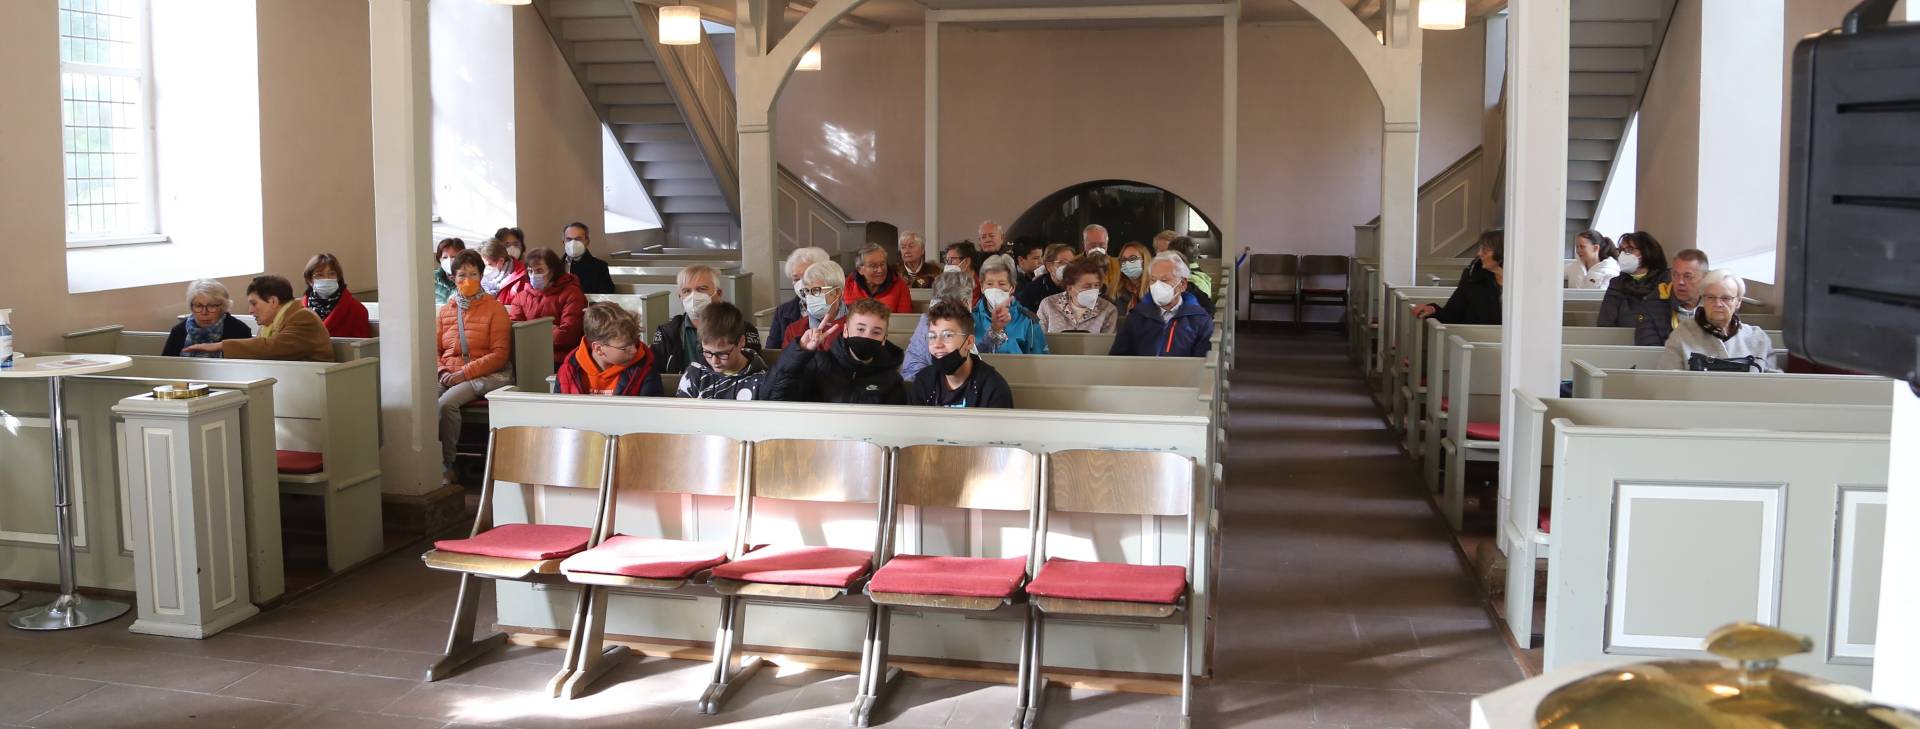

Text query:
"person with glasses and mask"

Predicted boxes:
[[768, 298, 908, 404], [1106, 242, 1153, 310], [164, 279, 254, 358], [782, 260, 850, 352], [302, 253, 372, 338], [653, 264, 762, 374], [1655, 269, 1777, 372], [494, 226, 526, 263], [433, 238, 466, 306], [843, 242, 914, 313], [677, 302, 774, 400], [769, 247, 831, 348], [1037, 257, 1119, 334], [1109, 252, 1214, 358], [557, 302, 662, 396], [1016, 243, 1075, 311], [973, 257, 1048, 354], [430, 251, 514, 484], [910, 300, 1014, 409], [499, 247, 588, 365], [559, 221, 615, 295]]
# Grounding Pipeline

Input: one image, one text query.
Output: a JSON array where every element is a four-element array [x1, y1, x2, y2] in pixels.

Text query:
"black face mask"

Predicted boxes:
[[845, 335, 883, 362], [932, 348, 968, 376]]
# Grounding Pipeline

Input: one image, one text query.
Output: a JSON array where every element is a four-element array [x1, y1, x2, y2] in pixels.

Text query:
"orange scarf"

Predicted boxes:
[[571, 340, 633, 395]]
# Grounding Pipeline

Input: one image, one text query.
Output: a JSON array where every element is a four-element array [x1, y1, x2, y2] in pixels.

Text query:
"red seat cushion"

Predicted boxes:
[[1539, 508, 1552, 535], [1440, 397, 1449, 413], [868, 555, 1027, 598], [434, 524, 591, 561], [1465, 421, 1501, 441], [1024, 557, 1186, 605], [560, 535, 730, 580], [276, 450, 324, 475], [462, 399, 489, 410], [709, 545, 872, 588]]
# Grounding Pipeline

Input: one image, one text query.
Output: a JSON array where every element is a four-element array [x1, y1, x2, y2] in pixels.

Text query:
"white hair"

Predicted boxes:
[[1150, 250, 1189, 278], [857, 242, 888, 259], [1082, 224, 1107, 237], [931, 271, 974, 303], [800, 260, 846, 288], [979, 255, 1015, 283], [785, 247, 830, 275], [1700, 269, 1746, 301], [897, 231, 924, 247], [677, 264, 720, 291], [186, 279, 231, 309]]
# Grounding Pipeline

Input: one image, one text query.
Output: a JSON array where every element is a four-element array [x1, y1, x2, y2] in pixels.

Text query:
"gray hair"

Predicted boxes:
[[898, 230, 924, 248], [1150, 250, 1189, 278], [979, 255, 1015, 282], [785, 246, 830, 276], [1700, 269, 1746, 301], [931, 271, 974, 304], [1082, 224, 1107, 238], [186, 279, 231, 309], [857, 242, 888, 260], [677, 264, 720, 291], [800, 260, 845, 288]]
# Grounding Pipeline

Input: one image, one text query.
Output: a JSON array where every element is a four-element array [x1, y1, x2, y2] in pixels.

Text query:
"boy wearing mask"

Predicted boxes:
[[769, 299, 909, 404], [676, 302, 775, 400], [910, 301, 1014, 408], [558, 303, 661, 396]]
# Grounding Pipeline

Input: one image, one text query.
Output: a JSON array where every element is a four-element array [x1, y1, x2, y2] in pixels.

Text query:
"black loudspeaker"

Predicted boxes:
[[1785, 0, 1920, 388]]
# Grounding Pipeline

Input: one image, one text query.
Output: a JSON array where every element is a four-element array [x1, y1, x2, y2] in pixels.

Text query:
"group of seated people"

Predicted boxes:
[[1411, 228, 1777, 372], [164, 253, 373, 362]]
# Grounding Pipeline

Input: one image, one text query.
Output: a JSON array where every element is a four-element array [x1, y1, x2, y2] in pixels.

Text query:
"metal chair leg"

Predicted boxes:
[[1179, 611, 1194, 729], [557, 587, 630, 700], [1020, 606, 1048, 729], [1009, 603, 1036, 729], [698, 597, 763, 714], [425, 573, 505, 681]]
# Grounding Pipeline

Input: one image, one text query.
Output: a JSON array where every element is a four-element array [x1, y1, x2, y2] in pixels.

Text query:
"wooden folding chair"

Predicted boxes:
[[551, 432, 748, 700], [419, 426, 612, 684], [1024, 449, 1198, 729], [699, 438, 891, 714], [853, 444, 1040, 727]]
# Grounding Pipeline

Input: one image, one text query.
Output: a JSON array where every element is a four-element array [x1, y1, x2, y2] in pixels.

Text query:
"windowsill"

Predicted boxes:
[[66, 234, 172, 250]]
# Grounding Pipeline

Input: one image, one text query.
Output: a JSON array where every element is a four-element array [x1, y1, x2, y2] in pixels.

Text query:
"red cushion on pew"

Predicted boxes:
[[868, 555, 1027, 598], [560, 535, 729, 580], [1440, 397, 1449, 413], [1539, 508, 1552, 535], [1025, 557, 1186, 605], [710, 545, 872, 588], [1465, 422, 1501, 441], [276, 450, 325, 475], [462, 399, 489, 410], [434, 524, 591, 561]]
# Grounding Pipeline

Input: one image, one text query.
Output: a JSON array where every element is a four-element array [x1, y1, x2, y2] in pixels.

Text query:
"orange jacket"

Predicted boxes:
[[437, 295, 513, 381]]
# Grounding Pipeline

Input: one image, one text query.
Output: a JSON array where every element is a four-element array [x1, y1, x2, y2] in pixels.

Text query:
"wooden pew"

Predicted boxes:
[[611, 270, 754, 319], [585, 292, 670, 338], [481, 388, 1214, 678], [1516, 392, 1891, 686], [1570, 364, 1891, 403], [63, 325, 379, 363]]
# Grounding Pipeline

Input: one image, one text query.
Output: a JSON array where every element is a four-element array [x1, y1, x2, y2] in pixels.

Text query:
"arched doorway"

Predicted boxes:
[[1006, 179, 1222, 258]]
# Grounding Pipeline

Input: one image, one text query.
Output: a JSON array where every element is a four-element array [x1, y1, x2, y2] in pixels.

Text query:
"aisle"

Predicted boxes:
[[1202, 327, 1524, 727]]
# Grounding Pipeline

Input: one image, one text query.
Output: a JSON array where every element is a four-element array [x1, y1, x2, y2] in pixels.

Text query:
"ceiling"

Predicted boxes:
[[841, 0, 1383, 29]]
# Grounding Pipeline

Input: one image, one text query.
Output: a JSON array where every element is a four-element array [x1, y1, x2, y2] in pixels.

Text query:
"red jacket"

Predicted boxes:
[[783, 308, 848, 352], [311, 289, 373, 339], [499, 271, 587, 364], [844, 271, 913, 313]]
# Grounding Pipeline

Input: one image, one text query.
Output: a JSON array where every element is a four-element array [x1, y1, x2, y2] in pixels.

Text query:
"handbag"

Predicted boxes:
[[1688, 353, 1765, 373]]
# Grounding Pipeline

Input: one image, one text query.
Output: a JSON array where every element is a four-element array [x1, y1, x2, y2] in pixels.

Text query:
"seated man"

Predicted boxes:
[[677, 302, 774, 400], [1164, 236, 1215, 303], [769, 247, 831, 349], [1633, 248, 1708, 347], [770, 298, 908, 404], [558, 302, 662, 396], [1110, 252, 1214, 358], [910, 301, 1013, 408], [183, 275, 334, 362], [843, 242, 914, 313], [652, 264, 762, 374]]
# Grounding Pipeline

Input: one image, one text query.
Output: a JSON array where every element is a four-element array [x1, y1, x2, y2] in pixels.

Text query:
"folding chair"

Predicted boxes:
[[700, 438, 891, 714], [853, 444, 1040, 727], [1245, 254, 1299, 323], [1024, 449, 1198, 729], [552, 432, 748, 700], [1299, 254, 1351, 325], [420, 426, 612, 684]]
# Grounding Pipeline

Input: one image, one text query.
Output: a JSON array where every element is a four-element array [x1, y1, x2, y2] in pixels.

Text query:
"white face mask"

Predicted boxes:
[[1150, 280, 1178, 307], [529, 273, 548, 291], [982, 288, 1012, 310], [481, 266, 505, 294], [1121, 260, 1144, 280], [792, 279, 805, 298], [1050, 265, 1065, 283], [943, 264, 963, 274], [440, 258, 454, 276], [683, 291, 712, 319], [1074, 289, 1101, 309], [506, 245, 523, 259], [311, 279, 339, 298], [1617, 252, 1641, 273], [564, 240, 585, 258], [803, 293, 830, 319]]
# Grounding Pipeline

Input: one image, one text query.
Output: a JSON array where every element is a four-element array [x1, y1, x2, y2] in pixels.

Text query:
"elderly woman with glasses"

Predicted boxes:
[[1656, 269, 1778, 372], [163, 279, 255, 358]]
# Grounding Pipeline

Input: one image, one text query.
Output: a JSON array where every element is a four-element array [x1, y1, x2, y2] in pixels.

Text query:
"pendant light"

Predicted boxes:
[[797, 43, 822, 71], [659, 5, 703, 46], [1418, 0, 1465, 30]]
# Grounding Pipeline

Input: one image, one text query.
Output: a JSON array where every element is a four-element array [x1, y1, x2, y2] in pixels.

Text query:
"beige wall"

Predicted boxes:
[[512, 6, 605, 251], [1636, 0, 1703, 254], [0, 0, 374, 352], [774, 21, 1488, 257]]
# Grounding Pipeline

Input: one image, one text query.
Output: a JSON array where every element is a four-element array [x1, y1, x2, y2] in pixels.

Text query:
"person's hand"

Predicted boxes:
[[800, 322, 840, 352], [181, 342, 225, 354], [990, 306, 1011, 331], [1413, 303, 1439, 319], [440, 370, 468, 387]]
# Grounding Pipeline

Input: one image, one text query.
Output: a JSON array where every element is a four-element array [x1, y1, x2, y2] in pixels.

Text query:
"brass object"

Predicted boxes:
[[1537, 623, 1920, 729], [152, 382, 210, 400]]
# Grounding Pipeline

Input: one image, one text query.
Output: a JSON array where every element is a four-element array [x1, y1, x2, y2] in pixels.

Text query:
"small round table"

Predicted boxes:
[[0, 354, 133, 630]]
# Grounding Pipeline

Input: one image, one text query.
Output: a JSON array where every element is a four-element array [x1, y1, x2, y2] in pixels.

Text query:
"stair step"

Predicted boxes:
[[1571, 21, 1655, 47], [1568, 139, 1618, 162], [1570, 95, 1634, 119], [561, 17, 644, 41], [1568, 160, 1609, 182], [640, 161, 713, 180], [598, 83, 675, 105], [1570, 72, 1638, 96], [587, 62, 663, 85], [1567, 220, 1591, 237], [650, 178, 723, 197], [660, 196, 732, 214], [1569, 118, 1625, 140], [572, 40, 652, 63], [1567, 180, 1605, 201], [610, 103, 683, 125], [548, 0, 630, 19], [629, 141, 704, 162], [665, 213, 737, 229], [1565, 200, 1596, 218], [1571, 0, 1663, 22], [1571, 47, 1648, 73], [616, 124, 694, 144]]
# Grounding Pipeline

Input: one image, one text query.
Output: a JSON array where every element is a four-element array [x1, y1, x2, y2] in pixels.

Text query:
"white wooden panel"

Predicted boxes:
[[1832, 486, 1886, 662], [1608, 483, 1783, 651]]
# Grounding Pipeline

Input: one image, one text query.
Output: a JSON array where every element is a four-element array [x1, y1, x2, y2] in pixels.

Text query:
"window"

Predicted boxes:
[[59, 0, 159, 246]]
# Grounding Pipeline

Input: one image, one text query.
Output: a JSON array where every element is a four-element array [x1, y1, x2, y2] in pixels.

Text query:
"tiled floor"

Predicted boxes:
[[0, 329, 1522, 728]]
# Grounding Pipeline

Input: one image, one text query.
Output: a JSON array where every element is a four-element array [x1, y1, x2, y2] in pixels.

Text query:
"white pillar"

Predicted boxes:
[[368, 0, 441, 498], [923, 19, 940, 243], [1496, 0, 1570, 533], [1876, 381, 1920, 708], [736, 109, 779, 310], [1378, 124, 1420, 287], [1220, 3, 1238, 250]]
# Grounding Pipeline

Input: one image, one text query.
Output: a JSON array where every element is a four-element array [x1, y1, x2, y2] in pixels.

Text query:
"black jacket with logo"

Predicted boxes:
[[767, 336, 910, 405]]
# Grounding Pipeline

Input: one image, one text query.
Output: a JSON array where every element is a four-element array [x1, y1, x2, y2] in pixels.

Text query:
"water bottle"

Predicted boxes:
[[0, 308, 13, 369]]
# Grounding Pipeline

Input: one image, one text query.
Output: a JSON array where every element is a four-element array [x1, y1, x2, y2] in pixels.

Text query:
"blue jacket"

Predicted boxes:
[[972, 298, 1049, 355], [1109, 293, 1213, 358]]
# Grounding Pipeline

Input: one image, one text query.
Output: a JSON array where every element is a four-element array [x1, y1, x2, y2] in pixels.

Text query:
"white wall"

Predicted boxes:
[[1697, 0, 1783, 282], [601, 125, 661, 233], [1589, 114, 1638, 238], [430, 0, 517, 241]]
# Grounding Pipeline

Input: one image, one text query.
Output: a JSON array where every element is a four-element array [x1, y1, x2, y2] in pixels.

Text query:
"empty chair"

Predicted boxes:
[[854, 444, 1040, 727], [700, 438, 890, 714], [1298, 254, 1350, 324], [1024, 449, 1198, 728], [551, 432, 748, 700], [1245, 254, 1299, 323], [419, 426, 611, 683]]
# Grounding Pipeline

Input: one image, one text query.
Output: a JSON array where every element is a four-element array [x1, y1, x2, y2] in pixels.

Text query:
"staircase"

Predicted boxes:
[[1565, 0, 1675, 236]]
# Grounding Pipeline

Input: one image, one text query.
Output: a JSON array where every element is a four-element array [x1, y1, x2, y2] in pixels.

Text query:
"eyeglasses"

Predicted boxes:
[[190, 302, 224, 312], [798, 285, 839, 298], [943, 256, 965, 265], [597, 342, 638, 353], [1701, 295, 1739, 305], [924, 330, 969, 343], [1121, 255, 1144, 263], [701, 347, 738, 360], [858, 261, 888, 271]]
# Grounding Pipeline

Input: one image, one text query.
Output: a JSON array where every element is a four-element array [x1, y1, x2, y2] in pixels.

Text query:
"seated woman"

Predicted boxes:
[[1656, 270, 1779, 372], [494, 226, 526, 263], [1017, 243, 1075, 311], [973, 258, 1048, 354], [182, 276, 333, 361], [783, 260, 849, 351], [164, 279, 254, 358], [435, 250, 515, 484], [1107, 242, 1152, 311], [1597, 231, 1669, 327], [498, 247, 587, 365], [901, 271, 977, 380], [433, 238, 465, 307], [1413, 229, 1504, 325], [478, 240, 521, 298], [302, 253, 373, 338], [1564, 230, 1621, 290], [843, 243, 914, 313], [1037, 258, 1119, 334]]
